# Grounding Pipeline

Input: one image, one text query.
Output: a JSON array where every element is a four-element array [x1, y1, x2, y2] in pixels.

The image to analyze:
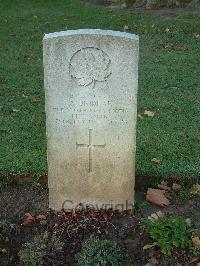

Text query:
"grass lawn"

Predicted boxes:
[[0, 0, 200, 180]]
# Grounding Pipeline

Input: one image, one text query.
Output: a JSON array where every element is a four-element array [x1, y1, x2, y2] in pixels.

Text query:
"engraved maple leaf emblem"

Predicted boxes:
[[69, 47, 111, 89]]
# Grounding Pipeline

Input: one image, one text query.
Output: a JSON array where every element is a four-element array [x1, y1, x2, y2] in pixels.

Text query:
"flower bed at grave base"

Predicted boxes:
[[0, 182, 199, 266]]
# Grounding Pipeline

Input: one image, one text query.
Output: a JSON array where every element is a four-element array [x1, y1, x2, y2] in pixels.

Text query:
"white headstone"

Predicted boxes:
[[43, 29, 139, 210]]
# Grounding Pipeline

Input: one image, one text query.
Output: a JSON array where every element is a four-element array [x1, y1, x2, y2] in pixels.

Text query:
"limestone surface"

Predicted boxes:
[[43, 29, 139, 210]]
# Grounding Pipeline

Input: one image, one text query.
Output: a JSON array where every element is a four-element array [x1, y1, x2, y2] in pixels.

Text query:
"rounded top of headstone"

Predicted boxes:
[[43, 29, 139, 41]]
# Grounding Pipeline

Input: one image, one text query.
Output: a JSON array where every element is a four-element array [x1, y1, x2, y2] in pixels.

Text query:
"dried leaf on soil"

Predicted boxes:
[[192, 236, 200, 249], [158, 180, 171, 191], [172, 183, 182, 192], [146, 188, 170, 207], [72, 208, 77, 217], [188, 200, 196, 206], [148, 210, 164, 221], [0, 248, 7, 254], [189, 256, 200, 264], [22, 213, 35, 226], [145, 256, 159, 265], [35, 214, 46, 221], [191, 184, 200, 196]]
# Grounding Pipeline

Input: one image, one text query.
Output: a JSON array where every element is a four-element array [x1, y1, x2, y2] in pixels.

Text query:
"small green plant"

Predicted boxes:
[[76, 236, 124, 266], [144, 217, 193, 255], [18, 231, 64, 266], [0, 220, 20, 245]]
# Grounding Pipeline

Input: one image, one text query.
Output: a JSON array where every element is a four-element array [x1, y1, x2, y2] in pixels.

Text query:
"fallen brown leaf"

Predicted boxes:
[[192, 236, 200, 249], [188, 199, 196, 206], [123, 25, 130, 32], [1, 248, 7, 254], [138, 114, 143, 119], [161, 180, 168, 186], [191, 184, 200, 196], [12, 108, 20, 113], [165, 28, 170, 33], [22, 93, 28, 98], [22, 213, 35, 226], [144, 110, 155, 117], [154, 58, 160, 63], [148, 210, 164, 221], [146, 256, 159, 266], [172, 183, 181, 192], [156, 210, 165, 218], [146, 188, 170, 207], [32, 98, 40, 104], [61, 209, 68, 220], [28, 53, 33, 60], [179, 132, 188, 139], [164, 43, 173, 49], [103, 213, 108, 221], [151, 158, 161, 164], [104, 228, 109, 235], [189, 256, 200, 264], [35, 214, 46, 221], [72, 208, 77, 217], [194, 34, 200, 39], [158, 180, 171, 191]]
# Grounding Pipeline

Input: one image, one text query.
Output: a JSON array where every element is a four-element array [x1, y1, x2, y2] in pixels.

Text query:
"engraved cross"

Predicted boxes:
[[76, 129, 106, 173]]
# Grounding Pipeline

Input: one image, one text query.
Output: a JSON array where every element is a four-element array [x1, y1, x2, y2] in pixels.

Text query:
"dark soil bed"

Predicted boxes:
[[0, 182, 199, 265]]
